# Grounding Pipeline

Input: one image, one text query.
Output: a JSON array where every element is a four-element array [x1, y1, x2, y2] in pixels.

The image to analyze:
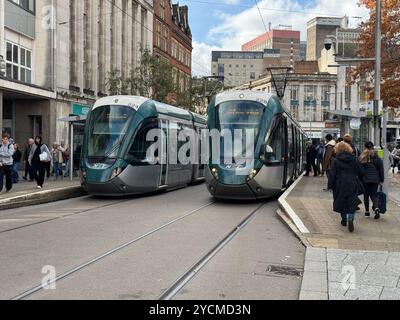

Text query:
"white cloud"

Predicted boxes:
[[192, 0, 369, 75], [192, 40, 222, 76], [223, 0, 241, 4]]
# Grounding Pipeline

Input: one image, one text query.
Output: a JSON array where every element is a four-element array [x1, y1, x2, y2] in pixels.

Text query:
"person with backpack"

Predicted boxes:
[[359, 142, 385, 220], [0, 134, 14, 193], [28, 136, 51, 189]]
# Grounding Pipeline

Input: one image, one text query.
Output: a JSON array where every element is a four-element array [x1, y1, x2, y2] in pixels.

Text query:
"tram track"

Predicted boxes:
[[11, 201, 215, 300], [0, 196, 127, 235], [158, 203, 266, 300]]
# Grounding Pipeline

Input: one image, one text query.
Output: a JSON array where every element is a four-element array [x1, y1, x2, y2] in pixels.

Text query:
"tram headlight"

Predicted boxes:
[[211, 167, 219, 180], [248, 169, 260, 181], [110, 167, 124, 180]]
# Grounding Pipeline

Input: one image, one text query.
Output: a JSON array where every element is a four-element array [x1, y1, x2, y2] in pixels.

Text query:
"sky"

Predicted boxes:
[[181, 0, 370, 76]]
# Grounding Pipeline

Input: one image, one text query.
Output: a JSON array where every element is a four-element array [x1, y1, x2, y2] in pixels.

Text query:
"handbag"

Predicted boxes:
[[376, 184, 387, 214]]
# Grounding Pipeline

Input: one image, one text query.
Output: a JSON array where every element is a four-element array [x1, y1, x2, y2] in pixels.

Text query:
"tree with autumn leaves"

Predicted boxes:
[[352, 0, 400, 110]]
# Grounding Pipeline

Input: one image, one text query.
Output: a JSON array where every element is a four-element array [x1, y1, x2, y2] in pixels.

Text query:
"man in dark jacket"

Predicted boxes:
[[359, 141, 385, 219], [23, 138, 34, 181], [328, 142, 365, 233], [305, 141, 318, 177]]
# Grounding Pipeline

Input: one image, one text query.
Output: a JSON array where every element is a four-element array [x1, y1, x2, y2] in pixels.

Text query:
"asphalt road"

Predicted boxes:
[[0, 184, 305, 300]]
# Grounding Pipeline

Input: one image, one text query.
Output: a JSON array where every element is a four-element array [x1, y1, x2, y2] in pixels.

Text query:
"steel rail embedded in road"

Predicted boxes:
[[11, 201, 215, 301], [0, 196, 129, 235], [158, 203, 267, 300]]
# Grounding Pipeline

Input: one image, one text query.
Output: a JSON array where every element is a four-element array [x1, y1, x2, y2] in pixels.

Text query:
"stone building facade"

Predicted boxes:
[[1, 0, 154, 150], [211, 51, 265, 88]]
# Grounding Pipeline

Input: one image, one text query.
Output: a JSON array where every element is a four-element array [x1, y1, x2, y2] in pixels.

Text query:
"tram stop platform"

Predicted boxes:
[[278, 172, 400, 300], [0, 177, 85, 211]]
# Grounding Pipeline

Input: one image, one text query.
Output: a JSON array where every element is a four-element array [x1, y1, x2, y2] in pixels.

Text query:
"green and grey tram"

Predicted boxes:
[[81, 96, 206, 196], [206, 90, 306, 200]]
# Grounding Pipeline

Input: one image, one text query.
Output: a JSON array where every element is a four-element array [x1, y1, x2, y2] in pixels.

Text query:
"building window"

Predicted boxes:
[[161, 26, 168, 52], [160, 0, 166, 20], [171, 40, 178, 59], [5, 41, 32, 83], [290, 85, 299, 101], [9, 0, 35, 14], [250, 72, 255, 80], [304, 85, 317, 101]]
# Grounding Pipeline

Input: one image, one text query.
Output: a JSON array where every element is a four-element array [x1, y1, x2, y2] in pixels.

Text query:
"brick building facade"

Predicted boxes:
[[153, 0, 192, 98]]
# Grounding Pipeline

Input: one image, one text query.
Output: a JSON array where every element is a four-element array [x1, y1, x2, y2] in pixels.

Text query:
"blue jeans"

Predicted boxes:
[[341, 213, 355, 222], [54, 162, 63, 178], [64, 160, 70, 177], [12, 162, 20, 183]]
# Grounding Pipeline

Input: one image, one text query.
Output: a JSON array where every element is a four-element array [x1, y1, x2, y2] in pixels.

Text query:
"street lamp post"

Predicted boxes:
[[374, 0, 389, 196]]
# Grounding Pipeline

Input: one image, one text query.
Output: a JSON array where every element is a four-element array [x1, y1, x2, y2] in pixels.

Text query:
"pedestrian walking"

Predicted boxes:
[[323, 134, 336, 191], [391, 144, 400, 173], [328, 142, 364, 233], [12, 143, 22, 184], [23, 138, 34, 181], [316, 140, 324, 176], [63, 145, 71, 178], [0, 134, 15, 193], [343, 134, 361, 158], [359, 142, 385, 219], [51, 142, 65, 180], [305, 141, 318, 177], [29, 136, 51, 189]]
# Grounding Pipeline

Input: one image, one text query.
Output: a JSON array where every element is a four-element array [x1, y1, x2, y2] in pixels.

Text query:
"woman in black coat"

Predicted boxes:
[[359, 142, 384, 219], [328, 142, 365, 233]]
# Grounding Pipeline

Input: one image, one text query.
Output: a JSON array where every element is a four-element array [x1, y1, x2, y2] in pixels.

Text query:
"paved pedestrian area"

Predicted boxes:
[[0, 177, 81, 201], [300, 247, 400, 300], [286, 173, 400, 251], [285, 172, 400, 300]]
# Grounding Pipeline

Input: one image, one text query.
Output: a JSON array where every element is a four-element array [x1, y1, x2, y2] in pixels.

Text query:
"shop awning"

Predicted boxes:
[[326, 109, 368, 119], [58, 115, 87, 122]]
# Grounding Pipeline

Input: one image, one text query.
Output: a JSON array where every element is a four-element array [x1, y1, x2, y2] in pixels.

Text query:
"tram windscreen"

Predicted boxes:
[[87, 105, 135, 158], [217, 101, 264, 135], [216, 101, 264, 164]]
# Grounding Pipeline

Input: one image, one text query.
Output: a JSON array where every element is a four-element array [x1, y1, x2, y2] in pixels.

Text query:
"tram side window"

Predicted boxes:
[[263, 117, 284, 165], [128, 119, 159, 165]]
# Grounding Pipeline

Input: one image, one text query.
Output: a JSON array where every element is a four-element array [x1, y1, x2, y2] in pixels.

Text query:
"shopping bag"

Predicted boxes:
[[376, 185, 387, 214], [39, 152, 49, 162]]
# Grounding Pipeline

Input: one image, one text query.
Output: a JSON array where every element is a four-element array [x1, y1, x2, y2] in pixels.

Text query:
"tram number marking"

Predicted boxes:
[[255, 98, 269, 105], [128, 103, 140, 110]]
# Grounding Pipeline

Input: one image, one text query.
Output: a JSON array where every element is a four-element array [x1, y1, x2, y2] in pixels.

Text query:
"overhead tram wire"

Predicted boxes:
[[182, 0, 345, 17], [253, 0, 282, 68]]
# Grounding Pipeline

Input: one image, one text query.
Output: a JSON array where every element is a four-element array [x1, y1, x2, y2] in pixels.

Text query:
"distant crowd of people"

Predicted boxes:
[[305, 134, 386, 233], [0, 134, 75, 193]]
